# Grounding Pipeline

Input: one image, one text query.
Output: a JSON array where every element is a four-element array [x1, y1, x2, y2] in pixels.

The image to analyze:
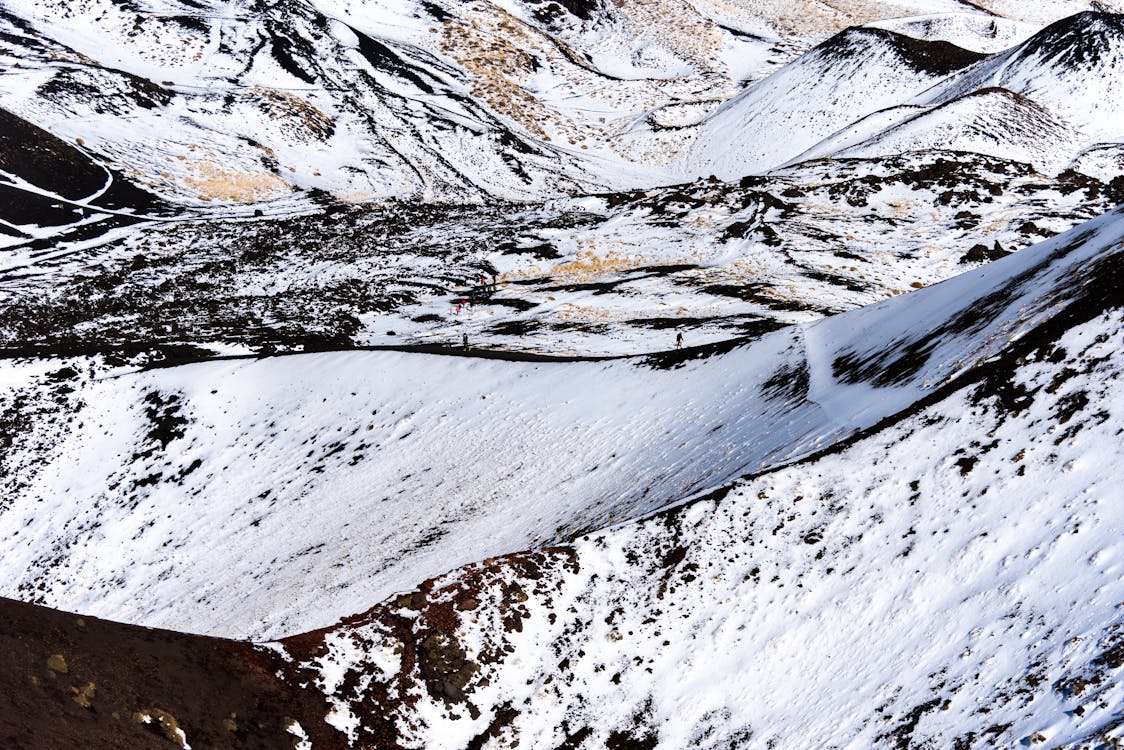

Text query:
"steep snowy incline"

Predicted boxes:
[[2, 205, 1122, 640], [690, 11, 1124, 179], [0, 0, 595, 203], [688, 27, 985, 179], [6, 0, 1120, 204], [919, 11, 1124, 145], [796, 88, 1084, 171], [282, 213, 1124, 750]]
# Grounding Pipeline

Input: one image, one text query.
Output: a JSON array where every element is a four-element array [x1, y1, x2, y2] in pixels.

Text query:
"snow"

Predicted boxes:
[[296, 221, 1124, 748], [3, 0, 1118, 207], [286, 720, 313, 750], [916, 12, 1124, 150], [867, 13, 1039, 53], [2, 204, 1120, 641], [820, 90, 1083, 175], [688, 10, 1124, 180], [688, 27, 977, 179], [1, 2, 1124, 746]]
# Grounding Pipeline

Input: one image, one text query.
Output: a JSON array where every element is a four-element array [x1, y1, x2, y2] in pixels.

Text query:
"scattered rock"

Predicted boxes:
[[71, 681, 96, 709], [418, 632, 477, 703], [47, 653, 68, 674]]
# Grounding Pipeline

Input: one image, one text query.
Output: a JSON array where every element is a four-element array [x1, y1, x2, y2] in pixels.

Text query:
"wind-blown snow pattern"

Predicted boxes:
[[279, 207, 1124, 750]]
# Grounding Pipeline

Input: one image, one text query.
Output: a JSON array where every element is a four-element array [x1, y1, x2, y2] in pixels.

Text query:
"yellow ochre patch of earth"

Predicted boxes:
[[438, 5, 620, 146], [506, 248, 657, 284], [184, 161, 292, 203], [72, 681, 96, 708], [441, 9, 554, 139], [134, 707, 187, 745]]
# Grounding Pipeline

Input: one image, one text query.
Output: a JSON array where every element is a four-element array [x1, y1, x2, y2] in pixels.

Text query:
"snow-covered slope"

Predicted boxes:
[[800, 88, 1084, 171], [0, 0, 596, 204], [3, 0, 1121, 205], [690, 11, 1124, 179], [279, 207, 1124, 750], [2, 3, 1124, 748], [0, 105, 173, 266], [689, 28, 984, 179], [920, 12, 1124, 144], [3, 201, 1121, 642]]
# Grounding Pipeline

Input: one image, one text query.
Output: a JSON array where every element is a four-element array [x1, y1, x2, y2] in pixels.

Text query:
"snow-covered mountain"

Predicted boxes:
[[793, 88, 1084, 171], [1, 2, 1123, 749], [692, 10, 1124, 179], [1, 0, 1122, 213], [689, 27, 989, 177], [275, 204, 1124, 749]]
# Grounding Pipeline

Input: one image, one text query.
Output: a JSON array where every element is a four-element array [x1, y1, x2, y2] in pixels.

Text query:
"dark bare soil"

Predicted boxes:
[[0, 107, 105, 200], [0, 597, 346, 750]]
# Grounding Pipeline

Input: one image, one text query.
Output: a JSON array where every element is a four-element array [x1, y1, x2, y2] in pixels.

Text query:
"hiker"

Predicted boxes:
[[676, 332, 683, 349], [462, 332, 469, 350], [491, 274, 497, 291]]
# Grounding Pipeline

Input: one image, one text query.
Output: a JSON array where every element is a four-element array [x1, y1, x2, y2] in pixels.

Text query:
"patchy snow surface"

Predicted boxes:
[[1, 0, 1121, 209], [2, 3, 1124, 748], [285, 210, 1124, 750], [2, 204, 1121, 642], [7, 149, 1118, 362], [690, 11, 1124, 179]]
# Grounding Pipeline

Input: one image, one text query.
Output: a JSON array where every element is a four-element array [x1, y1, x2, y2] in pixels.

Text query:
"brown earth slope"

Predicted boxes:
[[0, 597, 345, 750]]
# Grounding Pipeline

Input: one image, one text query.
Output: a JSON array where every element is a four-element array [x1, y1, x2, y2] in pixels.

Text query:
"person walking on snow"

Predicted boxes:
[[676, 332, 684, 349], [462, 332, 469, 350]]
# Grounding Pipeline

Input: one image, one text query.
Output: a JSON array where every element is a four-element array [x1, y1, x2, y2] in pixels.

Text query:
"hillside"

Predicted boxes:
[[0, 195, 1119, 750], [1, 3, 1123, 749], [920, 12, 1124, 144], [279, 206, 1124, 749], [690, 10, 1124, 179], [800, 88, 1084, 170], [688, 27, 985, 178]]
